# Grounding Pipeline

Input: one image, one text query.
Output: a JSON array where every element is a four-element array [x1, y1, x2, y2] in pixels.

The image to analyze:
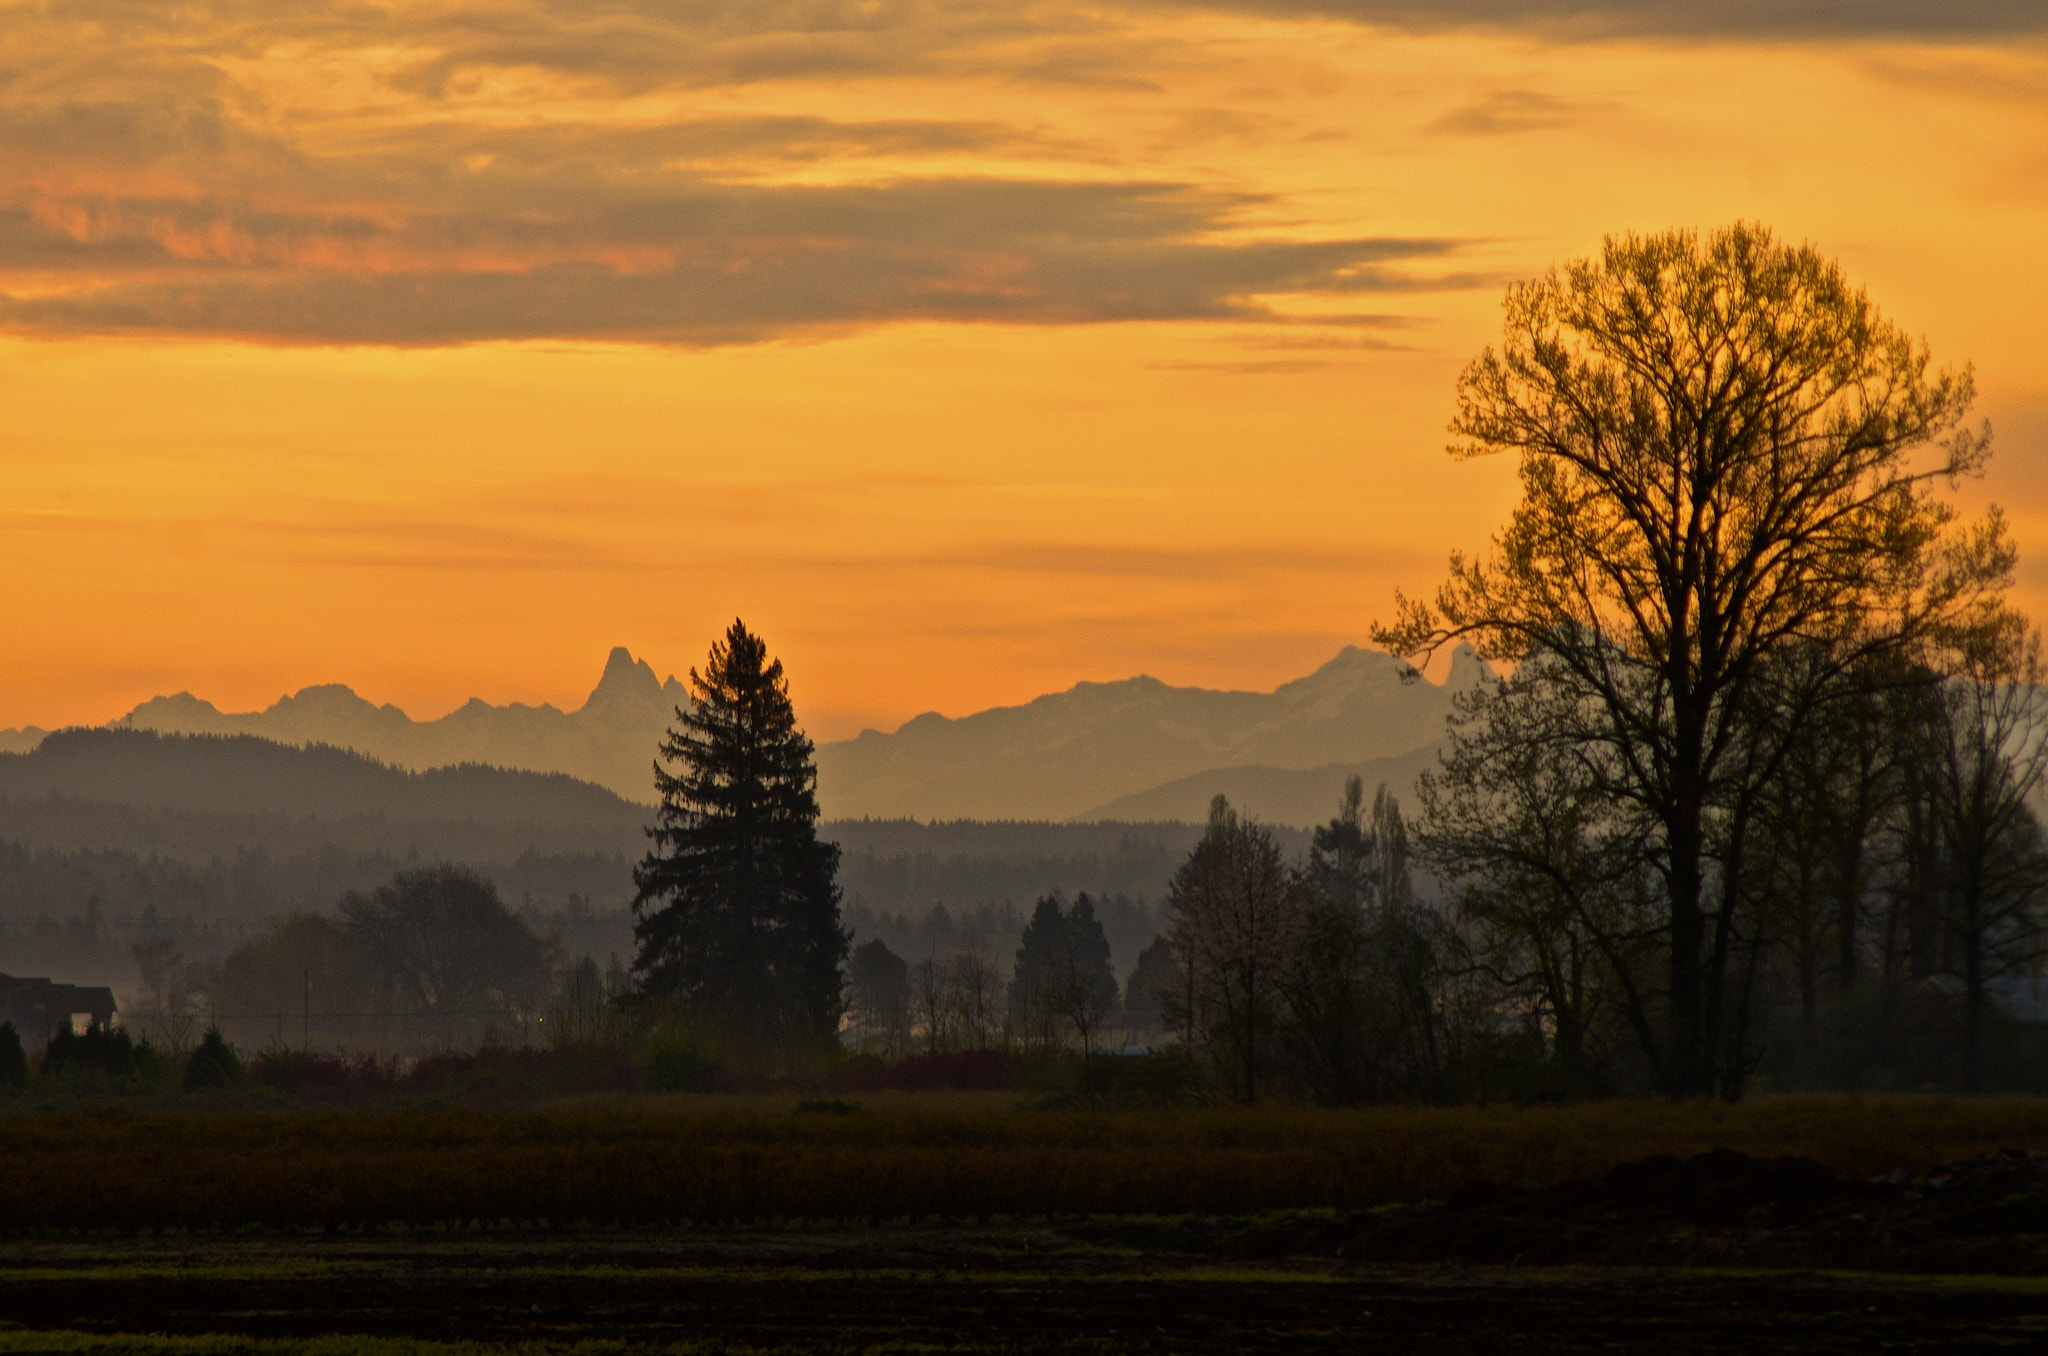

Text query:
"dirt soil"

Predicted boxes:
[[1193, 1147, 2048, 1274], [0, 1231, 2043, 1352], [5, 1150, 2048, 1351]]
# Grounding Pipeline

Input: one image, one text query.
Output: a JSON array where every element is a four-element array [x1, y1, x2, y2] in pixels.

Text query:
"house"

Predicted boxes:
[[0, 973, 118, 1051]]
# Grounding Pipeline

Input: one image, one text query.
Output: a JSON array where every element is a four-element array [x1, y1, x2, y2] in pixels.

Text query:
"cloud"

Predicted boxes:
[[0, 2, 1481, 345], [1145, 0, 2048, 40], [1147, 358, 1335, 373], [0, 170, 1466, 343], [1427, 89, 1603, 135]]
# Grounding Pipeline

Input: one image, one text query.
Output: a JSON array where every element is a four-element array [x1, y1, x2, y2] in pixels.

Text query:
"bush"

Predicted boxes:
[[37, 1023, 151, 1090], [873, 1048, 1017, 1091], [641, 1032, 720, 1093], [251, 1044, 639, 1105], [0, 1022, 25, 1095], [251, 1048, 398, 1100], [1037, 1048, 1215, 1108], [182, 1027, 243, 1090]]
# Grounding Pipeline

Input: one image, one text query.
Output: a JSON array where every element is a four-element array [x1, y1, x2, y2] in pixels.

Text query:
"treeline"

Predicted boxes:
[[842, 891, 1166, 1063], [123, 866, 575, 1056], [0, 803, 1238, 1014], [0, 841, 636, 993], [0, 793, 643, 866]]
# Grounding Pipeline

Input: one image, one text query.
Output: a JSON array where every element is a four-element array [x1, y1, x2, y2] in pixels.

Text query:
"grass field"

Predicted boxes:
[[7, 1094, 2048, 1231]]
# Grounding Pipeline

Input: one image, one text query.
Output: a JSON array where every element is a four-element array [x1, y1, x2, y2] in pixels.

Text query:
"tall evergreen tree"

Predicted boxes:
[[632, 619, 848, 1044], [1012, 891, 1118, 1047]]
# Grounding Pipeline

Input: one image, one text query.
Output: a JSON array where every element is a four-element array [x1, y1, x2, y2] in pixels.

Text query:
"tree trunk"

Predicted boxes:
[[1667, 813, 1708, 1098], [1963, 889, 1984, 1095], [1835, 841, 1863, 988]]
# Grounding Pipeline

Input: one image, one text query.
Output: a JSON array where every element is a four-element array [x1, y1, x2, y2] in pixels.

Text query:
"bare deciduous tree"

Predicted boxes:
[[1379, 223, 2017, 1097], [1165, 796, 1300, 1103]]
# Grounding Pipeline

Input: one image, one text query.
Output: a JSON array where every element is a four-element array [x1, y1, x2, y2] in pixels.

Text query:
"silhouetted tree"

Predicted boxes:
[[1310, 775, 1415, 916], [340, 865, 553, 1028], [633, 620, 848, 1047], [1416, 661, 1664, 1093], [1012, 892, 1118, 1072], [1380, 223, 2018, 1097], [1309, 777, 1372, 912], [847, 938, 912, 1054], [0, 1022, 27, 1094], [1165, 796, 1300, 1103], [1122, 935, 1177, 1036], [182, 1026, 242, 1090], [1902, 636, 2048, 1090]]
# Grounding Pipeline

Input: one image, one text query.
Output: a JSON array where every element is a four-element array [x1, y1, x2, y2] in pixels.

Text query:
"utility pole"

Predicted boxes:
[[302, 969, 310, 1049]]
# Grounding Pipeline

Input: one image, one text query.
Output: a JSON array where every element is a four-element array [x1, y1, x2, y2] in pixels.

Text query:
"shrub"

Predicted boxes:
[[182, 1027, 244, 1090], [884, 1048, 1017, 1091], [0, 1022, 25, 1095], [251, 1049, 398, 1100], [641, 1032, 720, 1093], [37, 1023, 149, 1089], [795, 1097, 861, 1115]]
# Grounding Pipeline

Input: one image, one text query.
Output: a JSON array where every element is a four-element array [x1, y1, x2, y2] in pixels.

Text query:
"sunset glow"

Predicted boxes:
[[5, 3, 2045, 737]]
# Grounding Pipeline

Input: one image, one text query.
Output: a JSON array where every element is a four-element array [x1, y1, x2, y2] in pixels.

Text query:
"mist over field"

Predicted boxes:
[[0, 647, 1365, 1007]]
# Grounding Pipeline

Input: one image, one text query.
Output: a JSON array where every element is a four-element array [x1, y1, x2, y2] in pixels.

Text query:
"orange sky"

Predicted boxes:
[[3, 3, 2045, 740]]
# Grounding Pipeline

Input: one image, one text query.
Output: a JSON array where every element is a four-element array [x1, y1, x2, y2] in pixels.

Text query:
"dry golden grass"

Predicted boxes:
[[5, 1095, 2047, 1231]]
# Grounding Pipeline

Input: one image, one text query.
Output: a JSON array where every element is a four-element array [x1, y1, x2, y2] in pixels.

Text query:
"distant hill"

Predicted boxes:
[[105, 647, 685, 804], [814, 644, 1488, 821], [1082, 741, 1449, 828], [0, 728, 648, 832]]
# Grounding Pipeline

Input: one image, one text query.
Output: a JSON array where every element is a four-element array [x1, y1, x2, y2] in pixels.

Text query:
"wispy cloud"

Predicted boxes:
[[0, 173, 1466, 343], [1427, 88, 1606, 135], [1145, 0, 2048, 41]]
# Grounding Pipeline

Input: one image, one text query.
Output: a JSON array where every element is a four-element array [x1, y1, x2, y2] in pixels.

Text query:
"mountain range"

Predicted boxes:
[[816, 645, 1486, 822], [106, 647, 686, 805], [1, 644, 1486, 826]]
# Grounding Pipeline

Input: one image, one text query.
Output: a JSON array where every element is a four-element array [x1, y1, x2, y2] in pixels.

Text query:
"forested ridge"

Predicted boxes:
[[0, 728, 647, 828]]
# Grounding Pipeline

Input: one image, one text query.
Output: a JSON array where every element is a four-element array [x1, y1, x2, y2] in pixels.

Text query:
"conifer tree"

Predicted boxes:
[[632, 619, 848, 1045]]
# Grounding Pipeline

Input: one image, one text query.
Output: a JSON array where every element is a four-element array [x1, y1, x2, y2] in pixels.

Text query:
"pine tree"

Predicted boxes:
[[632, 619, 848, 1045]]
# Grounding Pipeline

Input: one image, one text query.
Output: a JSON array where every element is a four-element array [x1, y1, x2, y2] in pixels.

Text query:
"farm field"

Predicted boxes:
[[7, 1096, 2048, 1349], [1, 1231, 2046, 1354], [11, 1095, 2048, 1231]]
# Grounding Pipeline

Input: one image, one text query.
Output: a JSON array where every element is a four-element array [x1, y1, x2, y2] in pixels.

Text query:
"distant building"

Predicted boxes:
[[0, 974, 118, 1051]]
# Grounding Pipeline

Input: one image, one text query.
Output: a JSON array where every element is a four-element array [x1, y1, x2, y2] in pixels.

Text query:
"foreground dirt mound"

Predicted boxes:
[[1230, 1148, 2048, 1273]]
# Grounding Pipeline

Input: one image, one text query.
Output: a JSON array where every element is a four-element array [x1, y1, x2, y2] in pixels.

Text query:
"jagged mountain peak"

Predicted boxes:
[[589, 646, 659, 698], [112, 648, 686, 804], [1446, 641, 1496, 690]]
